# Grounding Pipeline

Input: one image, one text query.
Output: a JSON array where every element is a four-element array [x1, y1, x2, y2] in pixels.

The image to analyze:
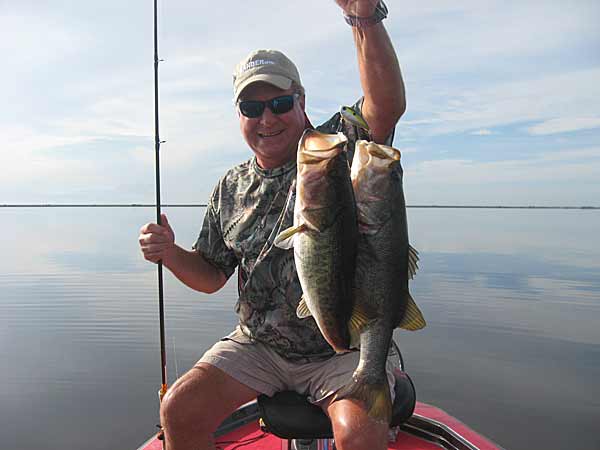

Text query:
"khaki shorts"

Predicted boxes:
[[197, 327, 397, 406]]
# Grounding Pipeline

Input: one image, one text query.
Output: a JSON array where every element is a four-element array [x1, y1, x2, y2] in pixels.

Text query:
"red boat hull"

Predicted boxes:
[[137, 401, 501, 450]]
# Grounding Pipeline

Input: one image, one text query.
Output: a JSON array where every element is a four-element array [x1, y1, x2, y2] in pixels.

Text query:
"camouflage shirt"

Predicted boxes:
[[194, 99, 393, 361]]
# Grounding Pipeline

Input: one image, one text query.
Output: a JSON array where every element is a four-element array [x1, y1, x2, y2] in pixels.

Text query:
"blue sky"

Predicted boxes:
[[2, 0, 599, 205]]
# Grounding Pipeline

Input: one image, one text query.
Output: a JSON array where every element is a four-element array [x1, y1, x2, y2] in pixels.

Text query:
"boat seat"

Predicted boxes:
[[257, 368, 416, 440]]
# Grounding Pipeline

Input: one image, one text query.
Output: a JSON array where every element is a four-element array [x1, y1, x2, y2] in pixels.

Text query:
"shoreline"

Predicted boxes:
[[1, 204, 599, 210]]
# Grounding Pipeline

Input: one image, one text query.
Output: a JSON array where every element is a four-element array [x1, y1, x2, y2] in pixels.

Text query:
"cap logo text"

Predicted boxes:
[[239, 59, 276, 74]]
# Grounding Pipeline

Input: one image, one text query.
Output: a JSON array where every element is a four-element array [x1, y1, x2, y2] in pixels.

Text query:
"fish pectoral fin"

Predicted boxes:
[[348, 304, 372, 349], [274, 224, 307, 250], [408, 244, 420, 279], [296, 296, 313, 319], [397, 293, 426, 331]]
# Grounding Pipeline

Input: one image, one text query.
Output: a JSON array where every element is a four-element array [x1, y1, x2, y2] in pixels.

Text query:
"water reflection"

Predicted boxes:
[[1, 207, 599, 450]]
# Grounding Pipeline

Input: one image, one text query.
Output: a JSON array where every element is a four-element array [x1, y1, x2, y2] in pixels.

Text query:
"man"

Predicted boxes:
[[138, 1, 406, 449]]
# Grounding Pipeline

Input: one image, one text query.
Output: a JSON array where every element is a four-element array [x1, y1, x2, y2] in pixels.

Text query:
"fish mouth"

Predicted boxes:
[[362, 141, 400, 161], [351, 141, 401, 182], [298, 129, 348, 164]]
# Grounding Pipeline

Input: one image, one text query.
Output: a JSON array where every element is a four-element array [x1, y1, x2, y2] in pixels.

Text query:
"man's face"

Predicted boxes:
[[237, 82, 306, 169]]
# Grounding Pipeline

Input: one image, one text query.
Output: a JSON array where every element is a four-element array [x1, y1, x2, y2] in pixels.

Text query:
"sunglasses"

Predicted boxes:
[[238, 94, 300, 118]]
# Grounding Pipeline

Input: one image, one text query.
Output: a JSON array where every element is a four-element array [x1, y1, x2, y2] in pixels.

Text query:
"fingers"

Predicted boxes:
[[140, 221, 168, 235], [161, 213, 174, 234], [140, 243, 172, 263], [139, 232, 168, 246], [139, 216, 176, 263], [139, 239, 173, 263], [140, 222, 175, 241]]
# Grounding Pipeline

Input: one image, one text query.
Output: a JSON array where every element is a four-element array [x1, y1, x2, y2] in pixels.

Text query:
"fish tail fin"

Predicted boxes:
[[335, 377, 392, 424], [398, 293, 426, 331]]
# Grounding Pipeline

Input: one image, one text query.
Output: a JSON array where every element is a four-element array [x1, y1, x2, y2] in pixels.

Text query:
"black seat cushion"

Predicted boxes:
[[259, 390, 334, 439], [390, 369, 416, 427], [258, 369, 416, 439]]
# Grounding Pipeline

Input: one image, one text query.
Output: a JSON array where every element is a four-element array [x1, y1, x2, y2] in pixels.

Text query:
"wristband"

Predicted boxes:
[[343, 0, 388, 28]]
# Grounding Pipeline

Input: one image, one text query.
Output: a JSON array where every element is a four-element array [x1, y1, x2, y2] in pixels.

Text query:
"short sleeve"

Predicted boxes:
[[192, 186, 238, 279]]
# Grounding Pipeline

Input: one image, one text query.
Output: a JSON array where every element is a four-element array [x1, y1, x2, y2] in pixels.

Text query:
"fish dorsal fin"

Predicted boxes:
[[397, 293, 426, 331], [274, 224, 307, 250], [348, 304, 372, 349], [296, 296, 312, 319], [408, 244, 420, 279]]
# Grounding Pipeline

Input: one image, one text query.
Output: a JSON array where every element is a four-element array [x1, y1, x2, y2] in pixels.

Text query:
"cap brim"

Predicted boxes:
[[234, 74, 293, 102]]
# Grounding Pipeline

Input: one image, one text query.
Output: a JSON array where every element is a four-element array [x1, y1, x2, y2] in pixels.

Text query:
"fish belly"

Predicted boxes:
[[295, 215, 354, 352]]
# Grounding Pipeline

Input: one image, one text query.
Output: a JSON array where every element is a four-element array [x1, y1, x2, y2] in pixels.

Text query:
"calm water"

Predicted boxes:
[[1, 207, 599, 450]]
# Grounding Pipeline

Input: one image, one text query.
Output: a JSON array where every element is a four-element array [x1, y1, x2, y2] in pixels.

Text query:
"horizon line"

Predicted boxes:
[[1, 204, 599, 210]]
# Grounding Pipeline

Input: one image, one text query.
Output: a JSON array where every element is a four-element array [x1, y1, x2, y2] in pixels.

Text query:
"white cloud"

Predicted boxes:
[[3, 0, 600, 204], [396, 0, 600, 73], [527, 117, 600, 135], [410, 146, 600, 183], [403, 68, 600, 136], [0, 125, 95, 183], [536, 147, 600, 162], [130, 146, 155, 167], [400, 147, 418, 154], [404, 146, 600, 205], [0, 11, 88, 72]]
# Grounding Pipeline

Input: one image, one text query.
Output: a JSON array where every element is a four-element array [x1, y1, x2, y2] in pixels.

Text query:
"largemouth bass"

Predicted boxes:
[[336, 140, 426, 423], [274, 129, 357, 352]]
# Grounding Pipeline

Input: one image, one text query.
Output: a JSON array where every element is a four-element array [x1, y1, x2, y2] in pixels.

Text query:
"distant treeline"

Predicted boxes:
[[1, 204, 208, 208], [1, 204, 599, 210]]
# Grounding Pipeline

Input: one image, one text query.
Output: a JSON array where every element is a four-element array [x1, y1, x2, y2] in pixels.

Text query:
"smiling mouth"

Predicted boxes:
[[259, 130, 284, 138]]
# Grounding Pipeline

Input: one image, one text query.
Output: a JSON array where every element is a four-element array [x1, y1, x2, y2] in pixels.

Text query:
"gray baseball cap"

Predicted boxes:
[[233, 49, 303, 102]]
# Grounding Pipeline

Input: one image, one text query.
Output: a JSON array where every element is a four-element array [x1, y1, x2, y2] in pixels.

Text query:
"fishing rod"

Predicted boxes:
[[153, 0, 168, 406]]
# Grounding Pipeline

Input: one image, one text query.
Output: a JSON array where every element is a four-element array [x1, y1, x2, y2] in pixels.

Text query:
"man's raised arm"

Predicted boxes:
[[336, 0, 406, 143]]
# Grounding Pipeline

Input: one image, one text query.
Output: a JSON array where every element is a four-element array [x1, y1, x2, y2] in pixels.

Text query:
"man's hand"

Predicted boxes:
[[139, 213, 176, 264], [139, 214, 228, 293], [335, 0, 379, 17]]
